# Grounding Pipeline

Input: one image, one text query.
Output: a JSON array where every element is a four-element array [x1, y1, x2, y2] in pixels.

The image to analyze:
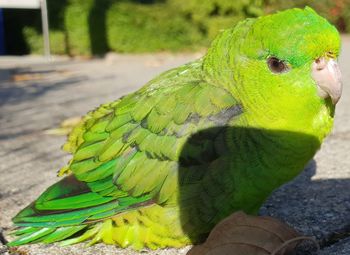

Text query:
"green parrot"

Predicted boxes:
[[9, 7, 342, 250]]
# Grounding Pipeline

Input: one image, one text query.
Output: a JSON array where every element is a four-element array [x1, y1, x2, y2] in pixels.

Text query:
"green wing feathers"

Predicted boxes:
[[61, 61, 238, 203], [10, 60, 240, 248], [10, 175, 152, 246]]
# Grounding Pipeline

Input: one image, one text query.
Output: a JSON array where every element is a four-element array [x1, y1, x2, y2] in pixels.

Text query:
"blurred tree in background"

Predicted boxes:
[[3, 0, 350, 56], [106, 1, 202, 52], [169, 0, 264, 42]]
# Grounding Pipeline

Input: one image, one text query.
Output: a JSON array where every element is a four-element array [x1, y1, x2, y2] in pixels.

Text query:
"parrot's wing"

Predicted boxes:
[[12, 62, 242, 233], [66, 81, 240, 205]]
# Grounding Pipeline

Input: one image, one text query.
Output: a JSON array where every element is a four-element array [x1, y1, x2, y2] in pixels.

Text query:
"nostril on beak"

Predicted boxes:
[[315, 57, 326, 71], [312, 57, 342, 105]]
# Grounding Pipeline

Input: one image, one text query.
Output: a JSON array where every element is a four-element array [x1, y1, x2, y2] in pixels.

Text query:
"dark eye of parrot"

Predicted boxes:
[[267, 57, 289, 74]]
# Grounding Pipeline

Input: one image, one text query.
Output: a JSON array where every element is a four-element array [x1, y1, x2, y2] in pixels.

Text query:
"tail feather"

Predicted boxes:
[[12, 226, 37, 236], [35, 192, 116, 210], [41, 226, 87, 244], [14, 201, 120, 227], [8, 225, 87, 246], [60, 226, 101, 246], [9, 174, 153, 246], [8, 228, 55, 246]]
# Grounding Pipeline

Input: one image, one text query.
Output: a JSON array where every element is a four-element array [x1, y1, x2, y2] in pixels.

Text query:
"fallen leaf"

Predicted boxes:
[[187, 211, 319, 255], [12, 73, 44, 82]]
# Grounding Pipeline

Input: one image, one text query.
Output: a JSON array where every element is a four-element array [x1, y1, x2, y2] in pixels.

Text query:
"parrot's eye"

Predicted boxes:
[[267, 57, 289, 74]]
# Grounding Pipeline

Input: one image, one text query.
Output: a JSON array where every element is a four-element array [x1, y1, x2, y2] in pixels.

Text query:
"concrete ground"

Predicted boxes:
[[0, 36, 349, 255]]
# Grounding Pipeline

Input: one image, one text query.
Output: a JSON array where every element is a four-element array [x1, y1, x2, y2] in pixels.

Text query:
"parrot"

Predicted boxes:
[[8, 7, 342, 250]]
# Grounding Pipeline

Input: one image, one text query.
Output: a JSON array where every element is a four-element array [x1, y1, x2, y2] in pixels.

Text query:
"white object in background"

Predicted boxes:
[[0, 0, 50, 59], [0, 0, 40, 9]]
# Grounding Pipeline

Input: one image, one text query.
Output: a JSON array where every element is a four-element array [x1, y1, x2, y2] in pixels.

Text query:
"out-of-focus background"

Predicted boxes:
[[2, 0, 350, 56]]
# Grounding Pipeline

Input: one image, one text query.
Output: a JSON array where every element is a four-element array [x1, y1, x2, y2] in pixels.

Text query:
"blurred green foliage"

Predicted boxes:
[[107, 2, 202, 52], [3, 0, 350, 55], [64, 0, 94, 56], [23, 27, 66, 54], [169, 0, 265, 41], [266, 0, 350, 34]]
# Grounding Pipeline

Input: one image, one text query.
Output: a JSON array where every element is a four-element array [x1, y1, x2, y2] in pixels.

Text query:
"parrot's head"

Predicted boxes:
[[204, 7, 342, 138]]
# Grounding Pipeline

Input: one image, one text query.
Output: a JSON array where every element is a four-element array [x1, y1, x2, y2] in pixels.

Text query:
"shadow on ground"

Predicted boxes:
[[261, 160, 350, 251], [0, 67, 87, 107]]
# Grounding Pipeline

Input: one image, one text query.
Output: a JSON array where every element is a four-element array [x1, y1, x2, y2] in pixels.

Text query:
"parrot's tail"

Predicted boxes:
[[7, 175, 154, 248]]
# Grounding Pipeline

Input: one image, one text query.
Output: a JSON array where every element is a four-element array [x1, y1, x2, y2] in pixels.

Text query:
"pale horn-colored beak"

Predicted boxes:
[[311, 57, 342, 104]]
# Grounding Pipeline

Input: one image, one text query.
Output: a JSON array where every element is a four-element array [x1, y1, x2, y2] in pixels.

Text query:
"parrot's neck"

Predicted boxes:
[[234, 89, 335, 143], [225, 107, 331, 214]]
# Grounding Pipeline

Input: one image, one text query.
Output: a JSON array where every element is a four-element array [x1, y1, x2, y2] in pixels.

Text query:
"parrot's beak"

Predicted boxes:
[[311, 57, 342, 104]]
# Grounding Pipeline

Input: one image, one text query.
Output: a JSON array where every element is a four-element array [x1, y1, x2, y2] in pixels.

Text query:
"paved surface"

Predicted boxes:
[[0, 36, 349, 254]]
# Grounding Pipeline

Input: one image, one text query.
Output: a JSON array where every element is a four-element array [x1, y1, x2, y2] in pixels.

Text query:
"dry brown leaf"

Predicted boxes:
[[187, 211, 319, 255], [12, 73, 44, 82]]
